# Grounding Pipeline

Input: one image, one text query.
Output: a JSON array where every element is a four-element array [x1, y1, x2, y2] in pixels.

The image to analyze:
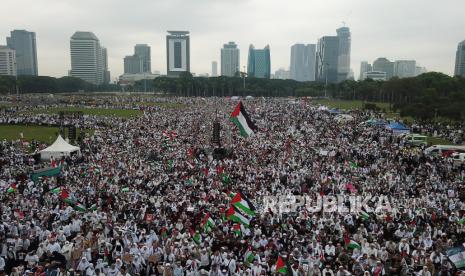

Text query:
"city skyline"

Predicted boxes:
[[1, 0, 464, 80]]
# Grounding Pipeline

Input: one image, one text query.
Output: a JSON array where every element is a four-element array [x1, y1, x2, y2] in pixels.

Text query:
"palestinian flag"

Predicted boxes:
[[447, 245, 465, 269], [231, 192, 256, 217], [7, 184, 17, 193], [221, 173, 231, 185], [244, 248, 255, 264], [74, 203, 86, 212], [226, 206, 250, 226], [89, 204, 97, 211], [232, 224, 241, 236], [201, 213, 215, 233], [346, 239, 361, 249], [458, 217, 465, 225], [230, 101, 257, 137], [275, 256, 287, 274], [347, 160, 358, 168], [190, 229, 201, 245], [121, 187, 130, 192], [160, 227, 168, 239], [359, 211, 370, 221]]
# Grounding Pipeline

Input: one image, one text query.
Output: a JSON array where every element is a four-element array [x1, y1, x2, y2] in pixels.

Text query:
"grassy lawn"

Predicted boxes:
[[313, 99, 390, 110], [428, 136, 452, 145], [0, 125, 93, 143], [29, 107, 142, 118], [134, 102, 188, 109]]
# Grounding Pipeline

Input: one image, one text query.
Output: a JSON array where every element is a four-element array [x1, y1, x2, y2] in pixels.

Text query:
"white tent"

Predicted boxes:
[[40, 135, 81, 161]]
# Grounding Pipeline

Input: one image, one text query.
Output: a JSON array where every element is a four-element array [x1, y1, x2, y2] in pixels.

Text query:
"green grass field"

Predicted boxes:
[[0, 125, 93, 143], [313, 99, 391, 110], [30, 107, 142, 118], [134, 102, 188, 109]]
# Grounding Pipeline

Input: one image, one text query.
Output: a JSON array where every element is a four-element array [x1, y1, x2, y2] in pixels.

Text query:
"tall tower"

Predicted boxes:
[[221, 42, 240, 77], [70, 31, 105, 85], [0, 46, 17, 76], [135, 44, 151, 73], [166, 31, 190, 77], [211, 61, 218, 77], [336, 26, 351, 82], [290, 43, 316, 82], [6, 30, 38, 76], [247, 45, 270, 79], [315, 36, 339, 83], [455, 40, 465, 77]]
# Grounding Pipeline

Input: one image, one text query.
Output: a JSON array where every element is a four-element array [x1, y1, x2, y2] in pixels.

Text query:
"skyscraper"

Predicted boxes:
[[359, 61, 372, 80], [6, 30, 38, 76], [315, 36, 339, 83], [124, 55, 143, 74], [221, 42, 240, 77], [134, 44, 151, 73], [0, 46, 16, 76], [394, 60, 416, 78], [247, 45, 271, 79], [69, 31, 105, 85], [373, 58, 394, 80], [211, 61, 218, 77], [166, 31, 190, 77], [290, 44, 316, 82], [336, 26, 351, 82], [101, 47, 110, 84], [454, 40, 465, 77]]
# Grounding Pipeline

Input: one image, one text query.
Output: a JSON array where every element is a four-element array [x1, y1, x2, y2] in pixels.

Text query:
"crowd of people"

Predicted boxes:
[[0, 96, 464, 276]]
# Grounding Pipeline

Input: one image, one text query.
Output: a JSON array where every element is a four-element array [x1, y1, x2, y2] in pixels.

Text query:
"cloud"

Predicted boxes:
[[1, 0, 464, 79]]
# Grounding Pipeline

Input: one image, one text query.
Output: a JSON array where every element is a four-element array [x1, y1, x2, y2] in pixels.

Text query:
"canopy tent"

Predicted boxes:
[[386, 122, 410, 135], [39, 135, 81, 161]]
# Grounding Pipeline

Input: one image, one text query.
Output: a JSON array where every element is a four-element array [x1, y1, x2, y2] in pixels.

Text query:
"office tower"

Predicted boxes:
[[373, 58, 394, 80], [211, 61, 218, 77], [247, 45, 271, 79], [124, 55, 143, 74], [359, 61, 372, 80], [0, 46, 16, 76], [336, 26, 351, 82], [166, 31, 190, 77], [290, 43, 316, 82], [70, 32, 105, 85], [101, 47, 110, 84], [6, 30, 38, 76], [221, 42, 240, 77], [394, 60, 416, 78], [134, 44, 151, 73], [274, 68, 290, 79], [315, 36, 339, 83], [454, 40, 465, 77]]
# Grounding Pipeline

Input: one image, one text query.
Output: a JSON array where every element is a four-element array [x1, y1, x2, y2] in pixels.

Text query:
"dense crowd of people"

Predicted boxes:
[[0, 96, 464, 276]]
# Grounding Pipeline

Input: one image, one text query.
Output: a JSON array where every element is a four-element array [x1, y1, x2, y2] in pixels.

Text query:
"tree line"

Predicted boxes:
[[1, 72, 464, 121]]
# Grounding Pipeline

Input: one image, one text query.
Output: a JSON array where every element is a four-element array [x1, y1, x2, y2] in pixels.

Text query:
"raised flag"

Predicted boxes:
[[458, 217, 465, 225], [51, 187, 61, 194], [226, 206, 250, 227], [230, 101, 257, 137], [232, 224, 241, 236], [74, 203, 86, 212], [359, 211, 370, 221], [190, 229, 201, 245], [347, 239, 361, 249], [231, 192, 256, 217], [7, 184, 17, 193], [447, 245, 465, 269], [121, 187, 130, 192], [201, 213, 215, 233], [275, 256, 287, 274], [244, 248, 255, 264]]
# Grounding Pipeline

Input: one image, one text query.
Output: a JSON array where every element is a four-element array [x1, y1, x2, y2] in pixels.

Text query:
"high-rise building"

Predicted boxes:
[[101, 47, 110, 84], [336, 26, 351, 82], [124, 55, 143, 74], [315, 36, 339, 83], [166, 31, 190, 77], [247, 45, 271, 79], [394, 60, 416, 78], [211, 61, 218, 77], [363, 71, 387, 81], [0, 46, 16, 76], [373, 57, 394, 80], [274, 68, 290, 79], [359, 61, 372, 80], [70, 32, 106, 85], [221, 42, 240, 77], [134, 44, 151, 73], [6, 30, 38, 76], [290, 43, 316, 82], [454, 40, 465, 77]]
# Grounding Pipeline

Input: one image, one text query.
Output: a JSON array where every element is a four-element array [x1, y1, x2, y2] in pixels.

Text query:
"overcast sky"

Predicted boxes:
[[1, 0, 464, 80]]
